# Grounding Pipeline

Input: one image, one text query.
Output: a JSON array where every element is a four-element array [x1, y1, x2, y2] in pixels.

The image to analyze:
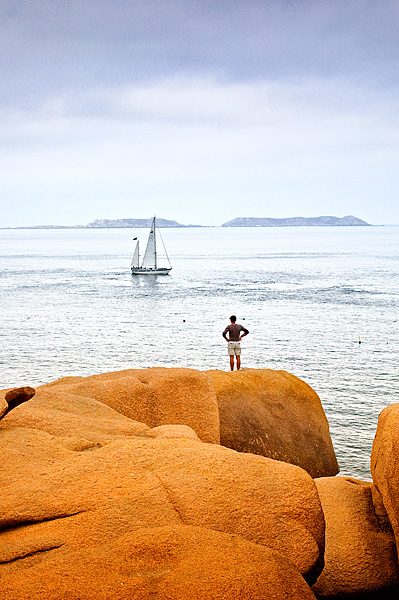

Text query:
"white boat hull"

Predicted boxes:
[[131, 267, 172, 275]]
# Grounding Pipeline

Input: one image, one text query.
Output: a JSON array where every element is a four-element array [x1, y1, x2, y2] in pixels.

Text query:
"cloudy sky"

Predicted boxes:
[[1, 0, 398, 226]]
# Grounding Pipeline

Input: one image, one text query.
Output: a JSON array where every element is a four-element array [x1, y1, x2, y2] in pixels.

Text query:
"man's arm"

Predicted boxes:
[[239, 326, 249, 340], [222, 326, 230, 340]]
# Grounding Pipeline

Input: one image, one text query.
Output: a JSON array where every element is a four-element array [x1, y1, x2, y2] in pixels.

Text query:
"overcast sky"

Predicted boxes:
[[1, 0, 398, 226]]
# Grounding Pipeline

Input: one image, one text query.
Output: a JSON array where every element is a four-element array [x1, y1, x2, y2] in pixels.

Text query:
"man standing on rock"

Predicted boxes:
[[223, 315, 249, 371]]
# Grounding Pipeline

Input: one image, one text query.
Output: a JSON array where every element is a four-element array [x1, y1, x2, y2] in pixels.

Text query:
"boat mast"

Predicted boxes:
[[153, 216, 157, 270]]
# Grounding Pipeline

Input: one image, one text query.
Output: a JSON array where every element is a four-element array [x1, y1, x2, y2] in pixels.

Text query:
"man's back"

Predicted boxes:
[[223, 323, 249, 341]]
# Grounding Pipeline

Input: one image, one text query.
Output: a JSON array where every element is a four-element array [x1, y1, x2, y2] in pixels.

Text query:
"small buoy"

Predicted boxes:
[[183, 319, 186, 323]]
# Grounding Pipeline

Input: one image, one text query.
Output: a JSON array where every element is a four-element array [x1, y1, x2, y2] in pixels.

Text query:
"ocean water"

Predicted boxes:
[[1, 226, 398, 480]]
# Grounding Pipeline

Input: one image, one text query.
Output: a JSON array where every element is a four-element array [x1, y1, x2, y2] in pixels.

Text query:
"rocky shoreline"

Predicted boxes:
[[1, 367, 398, 599]]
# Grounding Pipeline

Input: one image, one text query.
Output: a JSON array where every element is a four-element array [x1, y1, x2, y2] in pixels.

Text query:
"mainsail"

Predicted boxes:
[[141, 218, 157, 269]]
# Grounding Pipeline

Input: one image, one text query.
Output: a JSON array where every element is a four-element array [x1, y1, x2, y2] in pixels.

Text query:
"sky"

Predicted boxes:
[[1, 0, 398, 227]]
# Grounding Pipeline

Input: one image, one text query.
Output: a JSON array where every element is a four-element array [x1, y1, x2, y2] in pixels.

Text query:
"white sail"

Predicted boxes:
[[141, 217, 157, 268], [131, 240, 139, 268]]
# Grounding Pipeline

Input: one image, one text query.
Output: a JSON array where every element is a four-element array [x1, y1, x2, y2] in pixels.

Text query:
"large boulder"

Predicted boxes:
[[38, 367, 220, 444], [371, 403, 399, 552], [207, 369, 338, 478], [0, 368, 327, 597], [0, 524, 316, 600], [0, 413, 325, 586], [312, 476, 399, 597]]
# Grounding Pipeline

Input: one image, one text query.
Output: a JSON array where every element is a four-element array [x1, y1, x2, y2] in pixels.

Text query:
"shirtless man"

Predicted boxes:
[[222, 315, 249, 371]]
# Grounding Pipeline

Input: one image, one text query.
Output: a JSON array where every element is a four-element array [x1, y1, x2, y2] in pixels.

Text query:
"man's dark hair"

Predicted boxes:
[[230, 315, 236, 322]]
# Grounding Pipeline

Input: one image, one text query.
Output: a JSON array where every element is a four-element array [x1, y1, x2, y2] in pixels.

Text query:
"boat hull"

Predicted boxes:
[[131, 267, 172, 275]]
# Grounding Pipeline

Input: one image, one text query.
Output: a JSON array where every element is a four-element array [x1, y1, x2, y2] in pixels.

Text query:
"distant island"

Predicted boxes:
[[2, 218, 198, 229], [87, 218, 184, 228], [222, 215, 370, 227], [2, 215, 372, 229]]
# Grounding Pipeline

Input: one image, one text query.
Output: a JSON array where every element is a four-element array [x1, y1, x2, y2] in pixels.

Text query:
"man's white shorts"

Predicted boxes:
[[227, 341, 241, 356]]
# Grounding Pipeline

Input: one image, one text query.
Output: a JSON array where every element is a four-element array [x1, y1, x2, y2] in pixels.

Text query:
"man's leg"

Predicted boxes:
[[236, 355, 241, 370], [229, 355, 235, 371]]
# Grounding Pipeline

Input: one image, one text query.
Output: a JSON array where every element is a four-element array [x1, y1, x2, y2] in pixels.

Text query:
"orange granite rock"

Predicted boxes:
[[0, 524, 316, 600], [0, 367, 329, 597], [0, 422, 324, 586], [207, 368, 338, 477], [313, 476, 398, 597], [371, 403, 399, 553], [1, 386, 150, 446], [39, 367, 220, 444]]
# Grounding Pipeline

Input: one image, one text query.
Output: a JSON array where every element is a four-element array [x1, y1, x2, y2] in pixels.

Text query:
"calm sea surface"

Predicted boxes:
[[1, 226, 398, 480]]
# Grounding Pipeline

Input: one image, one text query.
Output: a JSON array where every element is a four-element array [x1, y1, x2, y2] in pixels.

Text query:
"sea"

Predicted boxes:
[[1, 225, 398, 481]]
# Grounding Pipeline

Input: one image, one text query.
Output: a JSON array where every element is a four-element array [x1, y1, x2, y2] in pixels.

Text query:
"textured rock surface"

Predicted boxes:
[[0, 524, 316, 600], [313, 476, 399, 597], [207, 368, 338, 477], [0, 386, 35, 419], [38, 367, 220, 444], [371, 403, 399, 553], [0, 367, 330, 597], [0, 431, 325, 581], [1, 386, 150, 447], [0, 409, 325, 591]]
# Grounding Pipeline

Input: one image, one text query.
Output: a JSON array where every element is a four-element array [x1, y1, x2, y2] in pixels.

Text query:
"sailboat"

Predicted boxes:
[[131, 217, 172, 275]]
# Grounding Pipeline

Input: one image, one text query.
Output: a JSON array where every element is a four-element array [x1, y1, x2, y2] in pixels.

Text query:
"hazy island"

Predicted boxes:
[[87, 218, 186, 228], [222, 215, 370, 227], [3, 215, 372, 229], [2, 218, 192, 229]]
